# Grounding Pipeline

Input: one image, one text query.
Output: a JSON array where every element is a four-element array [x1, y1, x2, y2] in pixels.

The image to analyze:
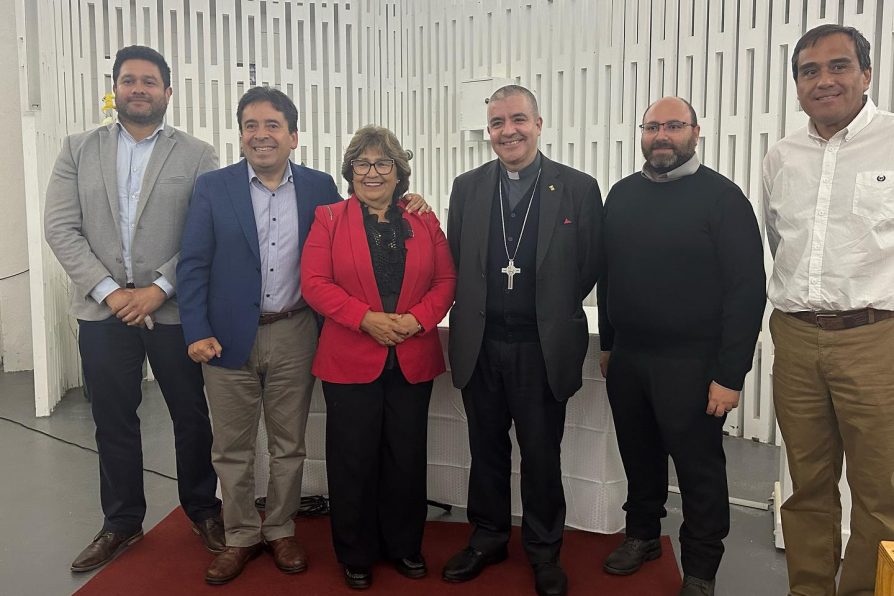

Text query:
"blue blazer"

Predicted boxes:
[[177, 159, 342, 369]]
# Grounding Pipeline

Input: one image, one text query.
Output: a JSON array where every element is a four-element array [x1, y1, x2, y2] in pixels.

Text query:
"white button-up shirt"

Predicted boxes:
[[762, 98, 894, 312]]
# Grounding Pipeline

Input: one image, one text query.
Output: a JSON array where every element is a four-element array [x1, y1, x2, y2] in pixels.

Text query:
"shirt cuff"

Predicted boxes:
[[153, 276, 174, 298], [90, 277, 120, 305]]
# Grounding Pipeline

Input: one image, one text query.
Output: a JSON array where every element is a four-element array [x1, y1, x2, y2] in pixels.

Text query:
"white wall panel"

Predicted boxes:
[[18, 0, 894, 435]]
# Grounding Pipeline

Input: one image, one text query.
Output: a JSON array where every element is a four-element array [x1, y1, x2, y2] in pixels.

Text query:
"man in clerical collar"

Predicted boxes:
[[598, 96, 766, 596], [44, 45, 224, 572], [763, 24, 894, 596], [443, 84, 603, 596]]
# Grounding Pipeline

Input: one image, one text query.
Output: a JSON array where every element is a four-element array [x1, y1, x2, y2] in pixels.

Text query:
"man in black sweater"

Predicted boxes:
[[597, 97, 765, 596]]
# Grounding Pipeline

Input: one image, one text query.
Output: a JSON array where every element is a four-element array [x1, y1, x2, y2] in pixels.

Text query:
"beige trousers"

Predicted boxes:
[[203, 309, 317, 546], [770, 310, 894, 596]]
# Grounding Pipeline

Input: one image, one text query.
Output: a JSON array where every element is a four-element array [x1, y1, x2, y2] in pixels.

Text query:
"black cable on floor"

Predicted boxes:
[[0, 415, 178, 481]]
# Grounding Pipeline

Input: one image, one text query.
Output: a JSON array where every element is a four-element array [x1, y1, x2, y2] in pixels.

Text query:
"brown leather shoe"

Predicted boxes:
[[205, 544, 263, 585], [70, 528, 144, 572], [192, 515, 226, 554], [267, 536, 308, 573]]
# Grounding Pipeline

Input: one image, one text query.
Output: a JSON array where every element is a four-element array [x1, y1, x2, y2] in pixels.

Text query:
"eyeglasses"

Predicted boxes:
[[638, 121, 694, 134], [351, 159, 395, 176]]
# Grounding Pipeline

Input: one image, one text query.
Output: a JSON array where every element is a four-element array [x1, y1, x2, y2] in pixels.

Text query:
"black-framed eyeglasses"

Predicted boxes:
[[351, 159, 395, 176], [638, 121, 694, 134]]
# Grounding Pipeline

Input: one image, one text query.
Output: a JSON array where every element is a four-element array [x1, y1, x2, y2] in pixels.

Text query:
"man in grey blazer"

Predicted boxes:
[[44, 45, 224, 572]]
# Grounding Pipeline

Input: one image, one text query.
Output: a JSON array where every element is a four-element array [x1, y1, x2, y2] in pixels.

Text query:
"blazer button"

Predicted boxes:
[[478, 310, 485, 317], [254, 302, 260, 307]]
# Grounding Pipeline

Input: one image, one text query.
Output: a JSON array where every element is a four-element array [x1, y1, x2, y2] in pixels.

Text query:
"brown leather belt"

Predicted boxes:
[[786, 308, 894, 331], [259, 308, 304, 326]]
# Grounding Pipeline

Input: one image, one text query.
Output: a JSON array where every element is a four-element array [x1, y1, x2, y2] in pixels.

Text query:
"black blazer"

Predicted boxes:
[[446, 154, 603, 400]]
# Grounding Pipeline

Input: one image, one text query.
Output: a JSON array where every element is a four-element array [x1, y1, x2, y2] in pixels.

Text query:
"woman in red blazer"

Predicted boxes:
[[301, 125, 456, 589]]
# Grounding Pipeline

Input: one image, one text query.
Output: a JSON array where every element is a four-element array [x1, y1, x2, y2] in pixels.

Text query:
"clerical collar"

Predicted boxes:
[[641, 153, 700, 183], [500, 152, 542, 181]]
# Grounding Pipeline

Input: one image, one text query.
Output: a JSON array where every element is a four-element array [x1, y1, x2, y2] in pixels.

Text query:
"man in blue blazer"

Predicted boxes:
[[177, 87, 342, 584]]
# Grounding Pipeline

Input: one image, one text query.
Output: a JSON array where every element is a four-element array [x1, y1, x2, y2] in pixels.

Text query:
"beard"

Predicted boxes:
[[117, 97, 168, 126], [643, 136, 697, 171]]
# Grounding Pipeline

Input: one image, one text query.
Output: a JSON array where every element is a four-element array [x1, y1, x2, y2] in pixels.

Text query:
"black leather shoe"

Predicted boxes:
[[344, 565, 372, 589], [70, 528, 144, 572], [394, 553, 427, 579], [603, 536, 662, 575], [192, 515, 226, 554], [533, 562, 568, 596], [441, 546, 508, 582]]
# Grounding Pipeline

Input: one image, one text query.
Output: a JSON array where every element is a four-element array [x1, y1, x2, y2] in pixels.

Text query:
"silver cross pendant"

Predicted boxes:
[[501, 259, 521, 290]]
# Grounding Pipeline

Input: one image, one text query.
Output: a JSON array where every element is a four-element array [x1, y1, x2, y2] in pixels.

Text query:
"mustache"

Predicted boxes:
[[650, 141, 675, 150]]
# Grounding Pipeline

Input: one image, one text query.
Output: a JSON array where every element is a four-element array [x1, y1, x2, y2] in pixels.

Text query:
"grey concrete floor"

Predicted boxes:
[[0, 370, 788, 595]]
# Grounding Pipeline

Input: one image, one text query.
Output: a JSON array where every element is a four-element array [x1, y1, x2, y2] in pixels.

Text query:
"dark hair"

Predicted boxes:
[[237, 87, 299, 133], [341, 125, 411, 199], [113, 46, 171, 88], [643, 96, 699, 126], [791, 24, 871, 81], [489, 85, 540, 117]]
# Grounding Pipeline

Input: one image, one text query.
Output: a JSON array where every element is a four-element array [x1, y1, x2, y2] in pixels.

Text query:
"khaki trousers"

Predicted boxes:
[[770, 310, 894, 596], [202, 309, 317, 546]]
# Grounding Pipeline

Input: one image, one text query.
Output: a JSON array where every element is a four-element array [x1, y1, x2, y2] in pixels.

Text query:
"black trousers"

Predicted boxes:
[[322, 367, 433, 567], [605, 347, 729, 580], [461, 337, 567, 564], [78, 317, 220, 534]]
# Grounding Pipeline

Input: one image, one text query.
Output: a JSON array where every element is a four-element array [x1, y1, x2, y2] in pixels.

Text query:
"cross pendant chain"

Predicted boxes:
[[501, 259, 521, 290], [498, 168, 541, 292]]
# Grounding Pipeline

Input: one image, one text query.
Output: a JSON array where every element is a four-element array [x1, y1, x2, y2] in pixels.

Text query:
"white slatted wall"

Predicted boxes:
[[20, 1, 894, 435]]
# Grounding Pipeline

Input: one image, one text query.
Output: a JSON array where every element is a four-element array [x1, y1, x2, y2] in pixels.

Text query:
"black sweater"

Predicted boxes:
[[597, 165, 766, 390]]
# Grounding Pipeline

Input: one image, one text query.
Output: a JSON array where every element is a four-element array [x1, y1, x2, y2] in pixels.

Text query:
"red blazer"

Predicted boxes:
[[301, 195, 456, 384]]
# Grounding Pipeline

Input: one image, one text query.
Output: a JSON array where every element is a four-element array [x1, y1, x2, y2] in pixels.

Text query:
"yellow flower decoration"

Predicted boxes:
[[101, 92, 116, 125]]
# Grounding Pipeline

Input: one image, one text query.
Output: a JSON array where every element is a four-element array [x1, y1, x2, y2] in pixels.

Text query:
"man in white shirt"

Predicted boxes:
[[763, 24, 894, 596]]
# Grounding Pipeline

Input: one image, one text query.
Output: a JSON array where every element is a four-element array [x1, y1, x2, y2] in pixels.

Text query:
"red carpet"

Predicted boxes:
[[76, 508, 681, 595]]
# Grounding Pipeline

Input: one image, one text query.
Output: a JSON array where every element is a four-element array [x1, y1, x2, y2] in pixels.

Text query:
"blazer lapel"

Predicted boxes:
[[536, 156, 563, 271], [134, 126, 175, 224], [291, 162, 314, 251], [347, 196, 384, 311], [470, 161, 498, 273], [98, 125, 121, 231], [396, 212, 420, 313], [226, 160, 261, 264]]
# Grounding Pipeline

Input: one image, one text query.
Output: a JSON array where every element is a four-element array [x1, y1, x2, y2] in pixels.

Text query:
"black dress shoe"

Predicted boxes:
[[533, 562, 568, 596], [441, 546, 508, 582], [70, 528, 144, 572], [344, 565, 372, 589], [394, 553, 427, 579], [603, 536, 662, 575], [191, 515, 226, 554]]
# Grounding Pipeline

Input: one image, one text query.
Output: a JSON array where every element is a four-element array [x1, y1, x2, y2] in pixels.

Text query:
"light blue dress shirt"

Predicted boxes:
[[248, 162, 301, 314], [90, 122, 173, 305]]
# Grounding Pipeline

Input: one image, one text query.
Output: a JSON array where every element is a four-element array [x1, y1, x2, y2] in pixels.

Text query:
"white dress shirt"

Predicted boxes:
[[762, 98, 894, 312]]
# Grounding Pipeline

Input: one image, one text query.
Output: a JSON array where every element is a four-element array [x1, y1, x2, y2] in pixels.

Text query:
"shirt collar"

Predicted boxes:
[[500, 152, 542, 180], [641, 153, 701, 183], [116, 121, 165, 144], [807, 96, 877, 142], [247, 161, 294, 187]]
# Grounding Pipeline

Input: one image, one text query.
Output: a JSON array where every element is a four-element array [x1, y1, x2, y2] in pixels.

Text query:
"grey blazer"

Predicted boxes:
[[44, 123, 218, 323]]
